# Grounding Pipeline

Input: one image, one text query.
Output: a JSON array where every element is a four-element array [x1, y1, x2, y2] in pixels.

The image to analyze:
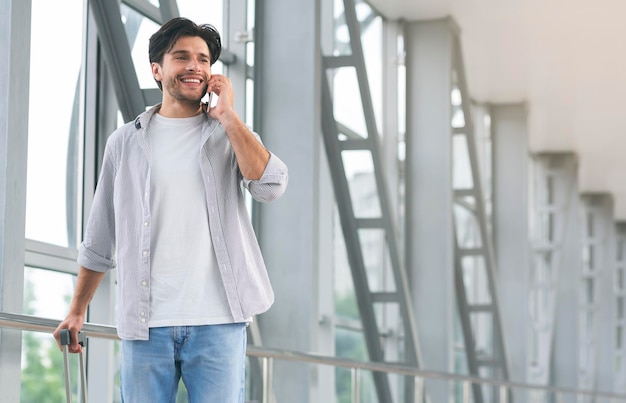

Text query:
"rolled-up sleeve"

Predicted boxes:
[[78, 244, 116, 272], [243, 152, 288, 203], [77, 137, 117, 272]]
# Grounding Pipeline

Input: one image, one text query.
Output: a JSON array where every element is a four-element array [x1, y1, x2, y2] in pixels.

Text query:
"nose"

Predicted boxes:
[[186, 58, 200, 71]]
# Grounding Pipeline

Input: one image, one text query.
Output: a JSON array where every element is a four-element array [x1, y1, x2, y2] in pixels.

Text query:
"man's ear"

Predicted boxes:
[[151, 62, 162, 82]]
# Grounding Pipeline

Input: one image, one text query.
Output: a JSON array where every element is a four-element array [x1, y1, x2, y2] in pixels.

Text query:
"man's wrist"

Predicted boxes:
[[219, 111, 246, 133]]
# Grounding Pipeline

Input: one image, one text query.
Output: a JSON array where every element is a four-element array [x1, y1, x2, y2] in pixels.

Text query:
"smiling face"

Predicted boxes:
[[151, 35, 212, 111]]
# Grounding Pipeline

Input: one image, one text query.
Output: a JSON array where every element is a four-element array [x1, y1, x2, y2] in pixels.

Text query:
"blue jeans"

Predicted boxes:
[[120, 323, 247, 403]]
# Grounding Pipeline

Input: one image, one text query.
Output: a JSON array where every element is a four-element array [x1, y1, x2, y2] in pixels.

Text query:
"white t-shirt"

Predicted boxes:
[[147, 113, 232, 327]]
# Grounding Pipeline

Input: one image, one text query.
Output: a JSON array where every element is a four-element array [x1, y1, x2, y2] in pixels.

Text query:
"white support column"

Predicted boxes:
[[253, 1, 330, 402], [491, 104, 529, 399], [404, 18, 455, 403], [579, 194, 614, 401], [614, 224, 626, 394], [529, 153, 579, 402], [0, 0, 31, 400], [550, 155, 580, 401]]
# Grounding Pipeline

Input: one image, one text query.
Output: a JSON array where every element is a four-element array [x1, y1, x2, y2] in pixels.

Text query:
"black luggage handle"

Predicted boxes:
[[60, 329, 88, 403], [60, 329, 86, 348]]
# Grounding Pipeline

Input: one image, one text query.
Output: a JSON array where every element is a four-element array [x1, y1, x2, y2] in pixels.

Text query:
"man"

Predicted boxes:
[[53, 17, 288, 403]]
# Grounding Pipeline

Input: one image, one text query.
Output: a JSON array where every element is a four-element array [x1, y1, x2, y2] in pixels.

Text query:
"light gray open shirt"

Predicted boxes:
[[78, 104, 289, 340]]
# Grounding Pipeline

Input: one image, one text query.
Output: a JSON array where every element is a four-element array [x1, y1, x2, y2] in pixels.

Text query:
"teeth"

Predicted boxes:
[[182, 78, 201, 83]]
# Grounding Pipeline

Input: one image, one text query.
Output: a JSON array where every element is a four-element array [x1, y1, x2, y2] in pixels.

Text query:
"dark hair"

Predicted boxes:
[[149, 17, 222, 89]]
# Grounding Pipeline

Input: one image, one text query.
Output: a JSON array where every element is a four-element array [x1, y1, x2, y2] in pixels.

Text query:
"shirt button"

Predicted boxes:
[[144, 221, 149, 227], [140, 312, 145, 317], [141, 318, 146, 323], [141, 280, 147, 286], [143, 250, 148, 256]]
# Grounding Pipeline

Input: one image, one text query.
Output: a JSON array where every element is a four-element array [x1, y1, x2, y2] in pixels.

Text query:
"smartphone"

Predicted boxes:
[[204, 91, 218, 111]]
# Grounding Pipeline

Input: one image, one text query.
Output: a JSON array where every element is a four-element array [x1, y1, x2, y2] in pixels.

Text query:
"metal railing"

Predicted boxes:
[[2, 311, 626, 403]]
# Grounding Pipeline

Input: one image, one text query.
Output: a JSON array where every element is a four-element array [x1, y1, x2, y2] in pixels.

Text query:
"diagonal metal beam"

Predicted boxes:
[[90, 0, 147, 121], [158, 0, 179, 22], [451, 32, 511, 403], [321, 1, 424, 401]]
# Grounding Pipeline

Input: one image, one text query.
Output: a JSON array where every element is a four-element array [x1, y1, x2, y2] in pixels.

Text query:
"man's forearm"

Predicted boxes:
[[221, 114, 270, 180], [68, 266, 106, 316]]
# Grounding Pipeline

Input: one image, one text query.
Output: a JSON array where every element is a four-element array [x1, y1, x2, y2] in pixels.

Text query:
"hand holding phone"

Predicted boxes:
[[202, 90, 218, 114], [207, 91, 218, 109]]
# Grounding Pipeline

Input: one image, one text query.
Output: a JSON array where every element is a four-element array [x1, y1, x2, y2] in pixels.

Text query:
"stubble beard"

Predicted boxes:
[[164, 76, 205, 104]]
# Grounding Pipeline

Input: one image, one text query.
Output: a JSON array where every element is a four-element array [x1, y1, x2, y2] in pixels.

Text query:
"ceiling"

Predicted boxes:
[[367, 0, 626, 218]]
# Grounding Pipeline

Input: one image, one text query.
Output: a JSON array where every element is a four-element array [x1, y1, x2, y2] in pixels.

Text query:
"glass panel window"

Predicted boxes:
[[23, 267, 75, 320], [452, 134, 474, 190], [121, 5, 161, 90], [358, 229, 394, 292], [454, 203, 482, 249], [359, 8, 382, 136], [21, 267, 77, 402], [332, 67, 367, 138], [342, 150, 381, 218], [470, 312, 494, 358], [461, 256, 491, 305], [332, 0, 351, 56], [246, 0, 256, 68], [26, 0, 85, 248], [178, 0, 224, 34]]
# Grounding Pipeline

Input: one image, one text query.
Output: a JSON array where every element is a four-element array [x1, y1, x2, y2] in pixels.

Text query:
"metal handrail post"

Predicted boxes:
[[79, 349, 88, 402], [63, 345, 72, 403], [463, 381, 471, 403], [351, 367, 360, 403], [262, 357, 273, 403], [414, 376, 424, 403], [499, 385, 508, 403]]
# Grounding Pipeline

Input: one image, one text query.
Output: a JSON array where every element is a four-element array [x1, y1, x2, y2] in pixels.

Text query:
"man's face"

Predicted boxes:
[[152, 35, 212, 104]]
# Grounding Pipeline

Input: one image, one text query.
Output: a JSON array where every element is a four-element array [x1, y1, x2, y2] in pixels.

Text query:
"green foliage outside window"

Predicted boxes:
[[19, 272, 191, 402], [20, 277, 79, 402], [335, 292, 371, 403]]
